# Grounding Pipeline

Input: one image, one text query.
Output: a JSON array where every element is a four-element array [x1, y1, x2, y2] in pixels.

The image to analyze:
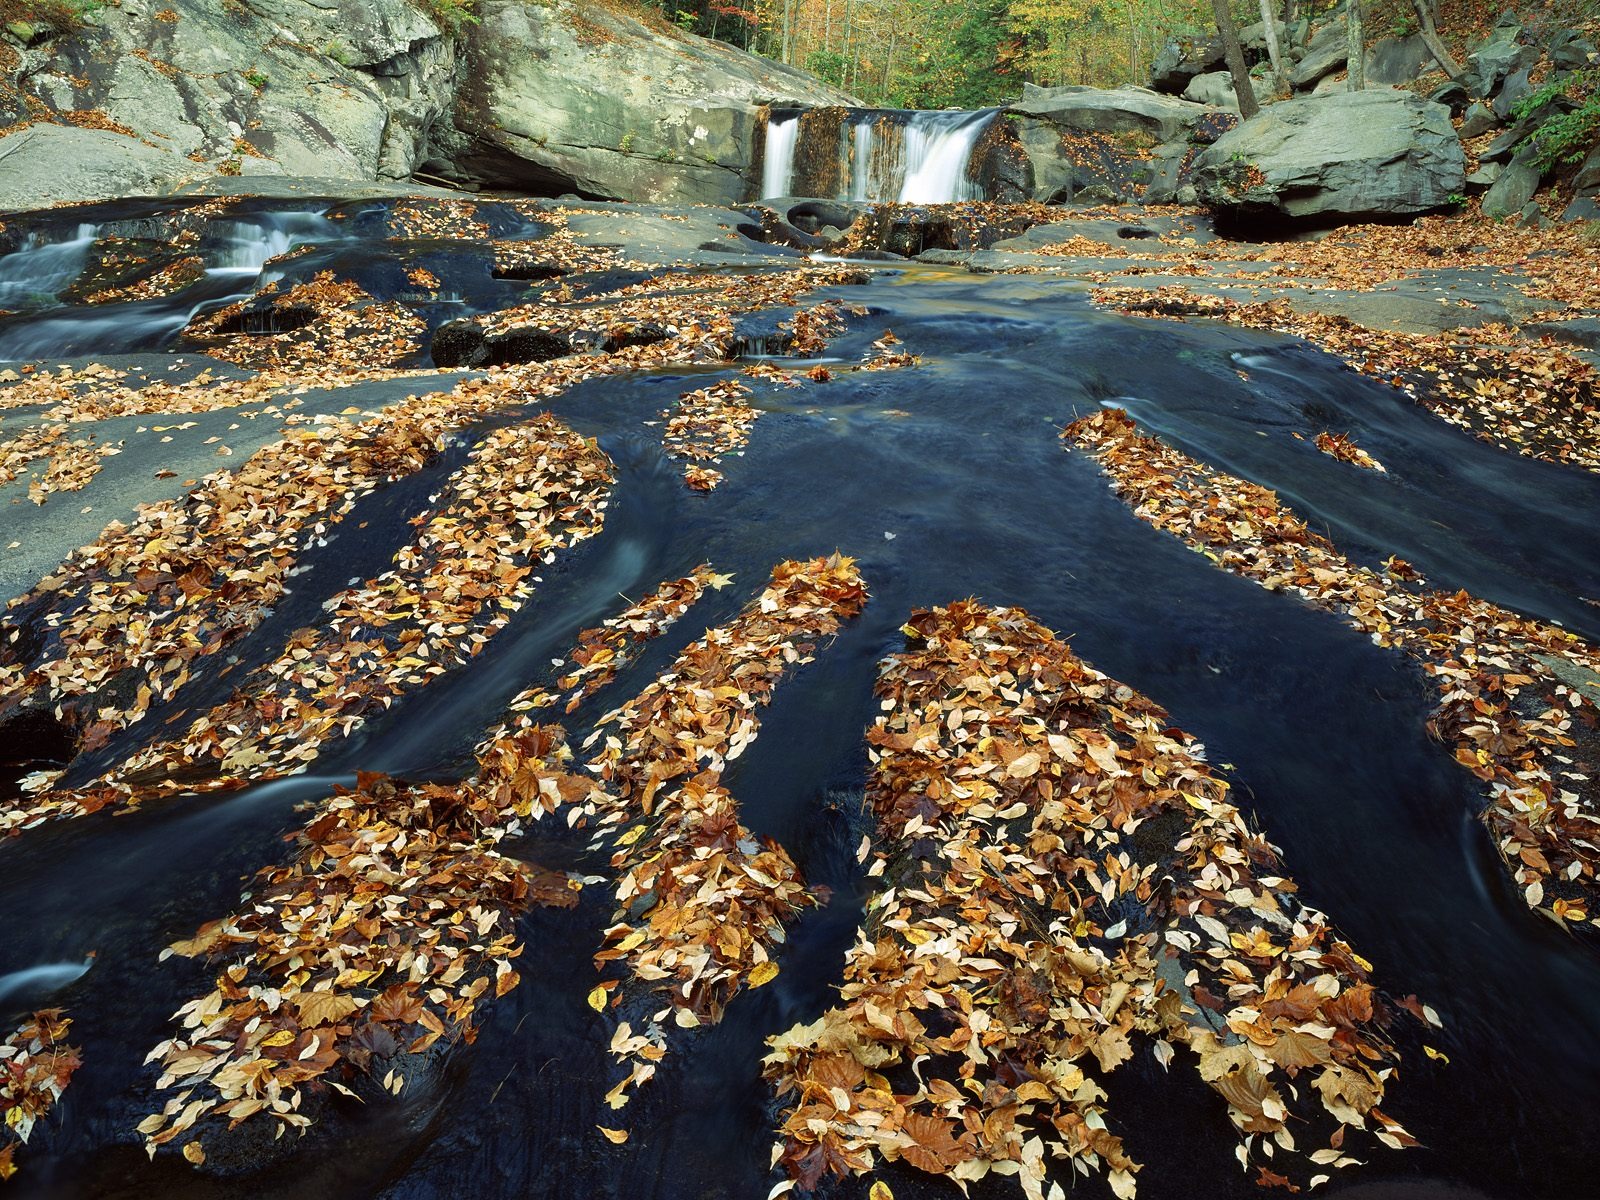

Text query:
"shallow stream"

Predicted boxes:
[[1, 212, 1598, 1200]]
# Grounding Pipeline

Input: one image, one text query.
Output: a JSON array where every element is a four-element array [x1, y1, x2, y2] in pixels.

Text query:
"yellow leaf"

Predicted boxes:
[[260, 1029, 296, 1047], [183, 1141, 206, 1165], [598, 1126, 629, 1144], [870, 1183, 895, 1200], [587, 986, 609, 1012], [1423, 1045, 1450, 1064], [749, 961, 779, 988]]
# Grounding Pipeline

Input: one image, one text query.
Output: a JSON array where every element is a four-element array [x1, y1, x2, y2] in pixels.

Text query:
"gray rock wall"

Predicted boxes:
[[0, 0, 853, 210]]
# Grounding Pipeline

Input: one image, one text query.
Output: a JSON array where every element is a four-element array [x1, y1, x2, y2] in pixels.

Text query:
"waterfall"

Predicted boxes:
[[0, 224, 99, 309], [760, 107, 999, 204], [899, 110, 995, 203], [207, 210, 333, 273], [762, 114, 801, 200]]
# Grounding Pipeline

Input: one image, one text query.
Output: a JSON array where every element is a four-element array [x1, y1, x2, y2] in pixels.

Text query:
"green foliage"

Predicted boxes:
[[415, 0, 479, 35], [619, 131, 636, 152], [322, 38, 357, 67], [805, 48, 849, 89], [1515, 69, 1600, 172], [0, 0, 103, 33], [242, 69, 268, 90]]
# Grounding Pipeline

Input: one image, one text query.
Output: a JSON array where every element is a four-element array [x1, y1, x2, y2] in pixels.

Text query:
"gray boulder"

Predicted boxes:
[[1465, 15, 1537, 99], [1465, 162, 1502, 193], [1458, 102, 1500, 138], [1366, 35, 1432, 86], [1481, 148, 1543, 219], [1550, 31, 1597, 72], [0, 124, 205, 211], [1149, 37, 1225, 94], [440, 0, 852, 203], [1182, 71, 1273, 111], [1192, 91, 1465, 223], [1009, 84, 1212, 143], [1288, 23, 1348, 89], [1493, 66, 1534, 120], [1562, 145, 1600, 221], [0, 0, 445, 208]]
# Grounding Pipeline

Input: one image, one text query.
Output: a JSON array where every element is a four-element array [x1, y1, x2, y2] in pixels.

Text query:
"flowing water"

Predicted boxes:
[[0, 207, 335, 362], [761, 108, 999, 202], [1, 211, 1598, 1200]]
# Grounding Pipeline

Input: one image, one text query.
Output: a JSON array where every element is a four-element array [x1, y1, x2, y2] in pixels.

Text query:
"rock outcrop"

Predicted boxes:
[[1192, 91, 1465, 224], [434, 0, 848, 203], [0, 0, 851, 211], [1007, 84, 1223, 205]]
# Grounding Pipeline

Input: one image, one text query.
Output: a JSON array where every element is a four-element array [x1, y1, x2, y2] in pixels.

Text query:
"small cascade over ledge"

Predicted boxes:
[[759, 107, 1019, 204]]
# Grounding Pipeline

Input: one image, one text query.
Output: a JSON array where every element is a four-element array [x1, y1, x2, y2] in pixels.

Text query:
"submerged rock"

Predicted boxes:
[[1192, 91, 1465, 225]]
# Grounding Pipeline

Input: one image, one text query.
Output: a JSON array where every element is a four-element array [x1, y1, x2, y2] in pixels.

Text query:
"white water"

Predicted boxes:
[[0, 959, 92, 1006], [761, 115, 801, 199], [207, 210, 333, 273], [761, 108, 997, 203], [849, 118, 875, 201], [0, 224, 99, 309], [898, 110, 995, 203]]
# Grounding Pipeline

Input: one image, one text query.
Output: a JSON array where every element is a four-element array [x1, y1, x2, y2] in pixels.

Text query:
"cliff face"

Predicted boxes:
[[0, 0, 852, 211], [436, 1, 851, 204]]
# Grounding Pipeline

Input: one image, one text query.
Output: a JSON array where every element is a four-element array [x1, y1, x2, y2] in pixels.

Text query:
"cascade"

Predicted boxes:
[[0, 224, 100, 309], [206, 210, 333, 273], [760, 108, 1000, 203]]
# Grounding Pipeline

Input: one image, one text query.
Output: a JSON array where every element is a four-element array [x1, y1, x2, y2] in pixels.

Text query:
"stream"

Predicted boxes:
[[1, 205, 1598, 1200]]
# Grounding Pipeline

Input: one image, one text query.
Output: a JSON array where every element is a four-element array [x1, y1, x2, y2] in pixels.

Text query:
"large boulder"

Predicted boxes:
[[0, 124, 205, 210], [1008, 84, 1212, 143], [1182, 71, 1273, 111], [0, 0, 451, 208], [438, 0, 852, 203], [1148, 37, 1225, 94], [1480, 147, 1543, 219], [1366, 35, 1432, 86], [1464, 13, 1538, 100], [1191, 91, 1465, 223], [1288, 22, 1348, 89]]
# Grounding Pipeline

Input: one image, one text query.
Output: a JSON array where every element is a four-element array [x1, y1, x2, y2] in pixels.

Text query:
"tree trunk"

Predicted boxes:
[[1346, 0, 1365, 91], [1210, 0, 1261, 118], [1411, 0, 1464, 79], [781, 0, 795, 64], [1257, 0, 1287, 93]]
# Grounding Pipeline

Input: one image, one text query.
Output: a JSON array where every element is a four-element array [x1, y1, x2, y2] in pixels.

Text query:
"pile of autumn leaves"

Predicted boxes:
[[1094, 285, 1600, 476], [135, 555, 865, 1155], [0, 1011, 80, 1182], [766, 602, 1419, 1199], [1065, 408, 1600, 923]]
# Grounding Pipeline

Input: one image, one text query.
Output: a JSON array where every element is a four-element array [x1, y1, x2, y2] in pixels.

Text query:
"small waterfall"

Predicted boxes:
[[761, 107, 999, 203], [0, 224, 99, 309], [762, 114, 801, 200], [207, 210, 333, 273], [900, 110, 995, 203]]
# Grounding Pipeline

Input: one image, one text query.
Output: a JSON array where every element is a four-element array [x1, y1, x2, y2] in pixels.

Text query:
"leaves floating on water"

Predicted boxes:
[[0, 1010, 81, 1182], [1066, 407, 1600, 922], [582, 555, 868, 1109], [766, 601, 1419, 1197]]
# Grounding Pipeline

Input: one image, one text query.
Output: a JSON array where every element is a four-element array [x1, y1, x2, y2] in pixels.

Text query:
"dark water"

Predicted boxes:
[[2, 219, 1599, 1200]]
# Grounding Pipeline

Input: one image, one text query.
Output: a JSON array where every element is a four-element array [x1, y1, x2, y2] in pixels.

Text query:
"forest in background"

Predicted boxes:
[[630, 0, 1597, 107]]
